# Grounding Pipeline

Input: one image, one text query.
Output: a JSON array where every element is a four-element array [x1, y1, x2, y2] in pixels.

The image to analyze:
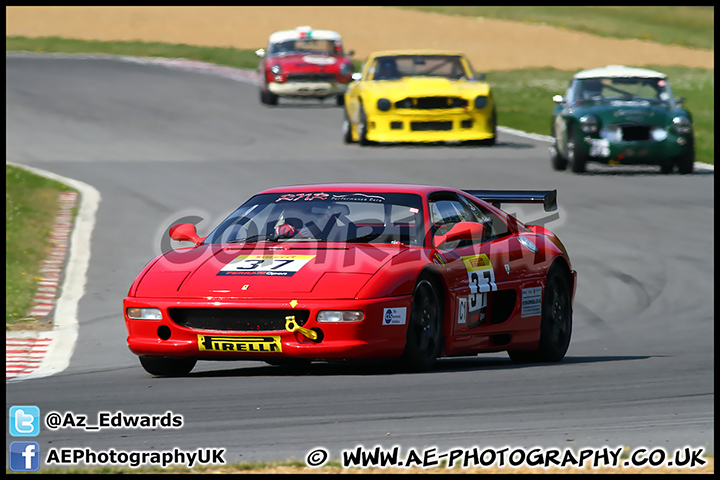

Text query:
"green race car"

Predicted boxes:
[[550, 65, 694, 174]]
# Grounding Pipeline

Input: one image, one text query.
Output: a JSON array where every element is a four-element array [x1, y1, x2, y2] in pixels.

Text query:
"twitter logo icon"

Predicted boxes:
[[9, 406, 40, 437]]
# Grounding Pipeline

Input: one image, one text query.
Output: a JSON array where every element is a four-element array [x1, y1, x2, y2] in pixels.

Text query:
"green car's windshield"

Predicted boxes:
[[571, 76, 674, 105], [204, 192, 425, 246]]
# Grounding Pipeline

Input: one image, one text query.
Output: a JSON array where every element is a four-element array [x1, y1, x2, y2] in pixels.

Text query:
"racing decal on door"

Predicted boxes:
[[198, 335, 282, 353], [382, 307, 407, 325], [521, 287, 543, 318], [457, 297, 467, 324], [217, 254, 315, 277], [461, 254, 497, 327]]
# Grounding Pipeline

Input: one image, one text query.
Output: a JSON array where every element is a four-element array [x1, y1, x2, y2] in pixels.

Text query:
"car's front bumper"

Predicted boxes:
[[124, 296, 411, 361], [268, 81, 348, 98], [363, 109, 495, 143], [581, 134, 691, 165]]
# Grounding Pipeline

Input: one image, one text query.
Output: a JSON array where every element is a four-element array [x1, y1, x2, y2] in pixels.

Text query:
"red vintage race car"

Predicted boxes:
[[124, 184, 577, 376], [256, 26, 355, 106]]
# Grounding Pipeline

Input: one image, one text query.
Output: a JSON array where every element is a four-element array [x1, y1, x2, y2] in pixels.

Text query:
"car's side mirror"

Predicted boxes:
[[255, 48, 266, 58], [169, 223, 205, 246], [553, 95, 564, 104], [347, 49, 355, 57], [352, 72, 362, 81], [434, 222, 486, 249], [675, 97, 685, 105]]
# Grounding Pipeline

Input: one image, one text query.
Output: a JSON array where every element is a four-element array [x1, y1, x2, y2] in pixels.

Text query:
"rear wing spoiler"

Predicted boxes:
[[463, 190, 557, 212]]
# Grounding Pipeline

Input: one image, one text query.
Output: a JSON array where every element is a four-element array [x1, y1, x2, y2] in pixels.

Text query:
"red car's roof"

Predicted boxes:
[[260, 183, 458, 196]]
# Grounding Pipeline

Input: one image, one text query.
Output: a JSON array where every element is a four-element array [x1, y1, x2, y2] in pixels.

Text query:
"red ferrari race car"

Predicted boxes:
[[256, 26, 355, 106], [124, 184, 576, 376]]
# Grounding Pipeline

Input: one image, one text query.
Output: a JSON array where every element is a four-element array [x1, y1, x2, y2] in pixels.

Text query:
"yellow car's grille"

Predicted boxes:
[[410, 121, 453, 131], [395, 96, 468, 109]]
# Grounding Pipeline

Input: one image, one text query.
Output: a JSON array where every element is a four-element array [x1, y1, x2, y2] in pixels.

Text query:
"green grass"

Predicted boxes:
[[5, 165, 75, 329], [5, 35, 262, 70], [399, 6, 715, 50]]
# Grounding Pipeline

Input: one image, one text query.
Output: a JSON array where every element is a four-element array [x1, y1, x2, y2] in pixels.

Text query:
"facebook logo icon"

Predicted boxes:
[[9, 441, 41, 471], [9, 405, 40, 436]]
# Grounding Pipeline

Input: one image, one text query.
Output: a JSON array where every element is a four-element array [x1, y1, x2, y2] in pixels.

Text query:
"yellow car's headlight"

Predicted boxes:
[[474, 96, 488, 109], [377, 98, 392, 111]]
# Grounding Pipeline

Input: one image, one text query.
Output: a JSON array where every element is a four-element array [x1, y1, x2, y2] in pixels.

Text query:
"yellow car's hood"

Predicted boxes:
[[367, 77, 490, 98]]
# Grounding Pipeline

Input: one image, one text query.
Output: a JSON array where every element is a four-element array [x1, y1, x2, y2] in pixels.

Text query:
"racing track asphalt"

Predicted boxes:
[[5, 54, 714, 466]]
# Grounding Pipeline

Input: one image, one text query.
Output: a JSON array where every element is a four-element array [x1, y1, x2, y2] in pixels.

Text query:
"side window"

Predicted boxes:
[[429, 193, 485, 245], [461, 197, 510, 239]]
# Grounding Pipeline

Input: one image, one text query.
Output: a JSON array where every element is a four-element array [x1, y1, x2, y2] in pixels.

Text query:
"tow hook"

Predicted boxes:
[[285, 316, 318, 341]]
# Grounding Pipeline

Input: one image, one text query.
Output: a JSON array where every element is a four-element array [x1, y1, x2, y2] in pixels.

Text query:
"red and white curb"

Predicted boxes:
[[27, 191, 77, 318], [6, 162, 100, 383], [7, 191, 77, 380], [6, 334, 52, 379]]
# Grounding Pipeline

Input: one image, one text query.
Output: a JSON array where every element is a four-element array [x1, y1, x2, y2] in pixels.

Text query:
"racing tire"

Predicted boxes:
[[550, 127, 568, 171], [479, 107, 497, 146], [139, 356, 197, 376], [676, 139, 695, 175], [357, 104, 374, 146], [659, 161, 675, 174], [508, 265, 572, 363], [550, 143, 568, 171], [336, 95, 345, 107], [567, 127, 587, 173], [399, 277, 443, 372], [342, 108, 355, 144], [260, 88, 278, 106]]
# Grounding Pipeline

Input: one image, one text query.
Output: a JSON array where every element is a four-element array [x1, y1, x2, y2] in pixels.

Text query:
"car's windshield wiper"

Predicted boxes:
[[228, 233, 277, 243], [229, 234, 329, 244]]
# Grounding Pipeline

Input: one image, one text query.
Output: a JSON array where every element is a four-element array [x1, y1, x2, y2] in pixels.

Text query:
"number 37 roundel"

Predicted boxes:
[[463, 254, 496, 326]]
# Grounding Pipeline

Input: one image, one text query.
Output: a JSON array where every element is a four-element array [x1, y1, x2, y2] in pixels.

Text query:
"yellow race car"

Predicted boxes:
[[343, 50, 496, 146]]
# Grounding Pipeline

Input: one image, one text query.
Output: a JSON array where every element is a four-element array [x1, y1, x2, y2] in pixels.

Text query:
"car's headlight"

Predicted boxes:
[[316, 310, 364, 323], [126, 308, 163, 320], [339, 63, 352, 77], [600, 125, 622, 142], [474, 95, 488, 109], [270, 64, 282, 75], [672, 116, 692, 134], [579, 115, 599, 133], [377, 98, 392, 111], [650, 127, 668, 142]]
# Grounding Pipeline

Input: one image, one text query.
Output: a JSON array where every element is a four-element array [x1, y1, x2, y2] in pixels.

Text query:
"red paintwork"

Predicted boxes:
[[124, 184, 576, 363], [260, 53, 353, 84]]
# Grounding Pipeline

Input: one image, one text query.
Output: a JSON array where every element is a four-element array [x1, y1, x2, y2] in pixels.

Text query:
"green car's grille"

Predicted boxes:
[[621, 125, 652, 141]]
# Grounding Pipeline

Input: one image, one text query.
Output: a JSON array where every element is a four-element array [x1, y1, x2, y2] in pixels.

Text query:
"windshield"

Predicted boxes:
[[268, 39, 341, 56], [570, 76, 674, 105], [370, 55, 473, 81], [204, 192, 425, 246]]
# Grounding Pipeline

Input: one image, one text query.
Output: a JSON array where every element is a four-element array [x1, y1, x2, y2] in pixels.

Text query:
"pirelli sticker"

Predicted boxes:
[[218, 254, 315, 277], [197, 335, 282, 353]]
